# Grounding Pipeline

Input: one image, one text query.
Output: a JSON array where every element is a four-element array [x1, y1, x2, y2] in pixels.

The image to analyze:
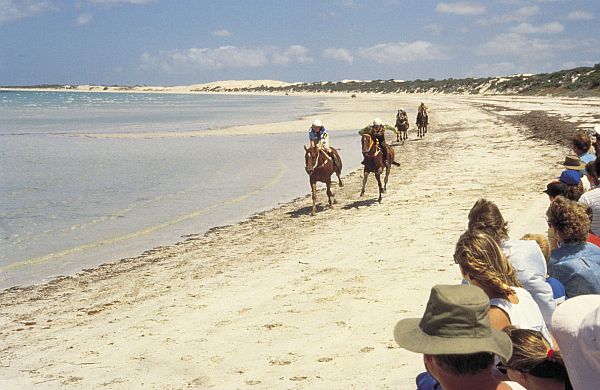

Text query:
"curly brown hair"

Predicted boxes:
[[467, 199, 509, 244], [454, 230, 521, 296], [546, 196, 590, 243], [562, 181, 584, 201]]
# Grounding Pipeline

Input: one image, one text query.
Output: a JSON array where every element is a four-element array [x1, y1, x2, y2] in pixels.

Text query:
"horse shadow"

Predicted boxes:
[[287, 204, 328, 218], [342, 198, 379, 210]]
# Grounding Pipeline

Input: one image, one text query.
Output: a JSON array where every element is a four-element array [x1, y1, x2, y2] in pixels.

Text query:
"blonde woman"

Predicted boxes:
[[468, 199, 556, 325], [454, 230, 553, 344], [500, 326, 571, 390]]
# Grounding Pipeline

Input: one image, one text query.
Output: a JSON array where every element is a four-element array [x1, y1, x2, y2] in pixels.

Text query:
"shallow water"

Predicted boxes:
[[0, 91, 363, 289]]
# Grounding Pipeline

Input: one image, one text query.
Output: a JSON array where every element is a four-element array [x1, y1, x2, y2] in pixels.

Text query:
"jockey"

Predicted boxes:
[[417, 102, 429, 126], [359, 117, 394, 164], [396, 108, 409, 126], [308, 119, 339, 169]]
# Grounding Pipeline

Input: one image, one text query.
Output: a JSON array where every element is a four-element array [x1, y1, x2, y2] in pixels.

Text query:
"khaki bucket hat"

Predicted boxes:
[[394, 284, 513, 362]]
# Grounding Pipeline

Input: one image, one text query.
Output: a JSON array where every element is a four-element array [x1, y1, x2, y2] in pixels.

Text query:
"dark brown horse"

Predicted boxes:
[[304, 145, 343, 216], [416, 112, 428, 138], [360, 134, 399, 203], [395, 111, 409, 142]]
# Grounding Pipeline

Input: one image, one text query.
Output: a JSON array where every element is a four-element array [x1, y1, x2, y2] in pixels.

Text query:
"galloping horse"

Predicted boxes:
[[395, 112, 409, 142], [416, 112, 428, 138], [304, 145, 343, 216], [360, 134, 399, 203]]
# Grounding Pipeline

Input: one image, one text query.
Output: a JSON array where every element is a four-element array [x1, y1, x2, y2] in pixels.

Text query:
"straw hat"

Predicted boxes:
[[393, 284, 512, 362], [563, 155, 586, 170]]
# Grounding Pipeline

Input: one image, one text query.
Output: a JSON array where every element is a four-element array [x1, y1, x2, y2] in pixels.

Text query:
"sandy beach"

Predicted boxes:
[[1, 91, 599, 389]]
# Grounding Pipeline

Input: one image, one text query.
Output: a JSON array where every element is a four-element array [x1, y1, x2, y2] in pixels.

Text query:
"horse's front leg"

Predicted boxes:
[[310, 180, 318, 216], [360, 171, 370, 197], [326, 178, 336, 207], [384, 165, 391, 193], [375, 173, 383, 203]]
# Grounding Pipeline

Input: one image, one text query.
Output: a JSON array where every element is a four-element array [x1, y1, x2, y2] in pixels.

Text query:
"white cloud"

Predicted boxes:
[[75, 13, 92, 25], [140, 45, 313, 73], [323, 48, 353, 64], [212, 29, 232, 37], [435, 2, 486, 15], [567, 10, 594, 21], [510, 22, 564, 34], [477, 33, 569, 59], [357, 41, 443, 64], [0, 0, 55, 25], [477, 5, 538, 25]]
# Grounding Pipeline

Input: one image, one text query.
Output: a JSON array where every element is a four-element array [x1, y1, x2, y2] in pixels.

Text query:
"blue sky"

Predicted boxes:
[[1, 0, 598, 86]]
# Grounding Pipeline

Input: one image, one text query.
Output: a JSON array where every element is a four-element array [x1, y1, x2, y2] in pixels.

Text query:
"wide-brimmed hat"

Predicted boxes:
[[393, 284, 512, 362], [563, 155, 586, 170], [550, 295, 600, 390]]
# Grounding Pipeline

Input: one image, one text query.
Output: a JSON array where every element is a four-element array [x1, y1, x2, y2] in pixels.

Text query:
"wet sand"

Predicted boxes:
[[1, 93, 599, 389]]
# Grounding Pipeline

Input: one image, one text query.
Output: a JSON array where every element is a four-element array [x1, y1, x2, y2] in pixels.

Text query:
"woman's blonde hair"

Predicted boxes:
[[546, 196, 590, 243], [454, 230, 521, 296], [467, 199, 509, 244], [521, 233, 550, 261], [502, 326, 569, 383]]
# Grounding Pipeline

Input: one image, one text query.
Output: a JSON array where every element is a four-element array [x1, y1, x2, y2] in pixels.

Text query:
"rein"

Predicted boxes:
[[363, 134, 380, 157], [308, 149, 330, 172]]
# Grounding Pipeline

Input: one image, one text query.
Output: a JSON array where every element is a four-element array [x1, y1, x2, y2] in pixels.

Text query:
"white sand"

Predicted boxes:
[[1, 91, 599, 389]]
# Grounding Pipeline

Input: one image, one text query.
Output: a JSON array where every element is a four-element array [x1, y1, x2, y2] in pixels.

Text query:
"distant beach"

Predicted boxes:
[[1, 89, 600, 389]]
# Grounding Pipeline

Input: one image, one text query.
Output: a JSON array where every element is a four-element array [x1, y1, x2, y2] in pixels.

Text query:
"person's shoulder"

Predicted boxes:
[[498, 381, 527, 390]]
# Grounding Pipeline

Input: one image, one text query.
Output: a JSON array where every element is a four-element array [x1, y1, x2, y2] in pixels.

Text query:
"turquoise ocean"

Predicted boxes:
[[0, 91, 363, 289]]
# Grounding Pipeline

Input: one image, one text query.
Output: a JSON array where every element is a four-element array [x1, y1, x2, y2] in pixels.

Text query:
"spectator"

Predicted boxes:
[[550, 295, 600, 390], [546, 196, 600, 297], [500, 326, 571, 390], [563, 154, 590, 191], [579, 157, 600, 235], [571, 132, 595, 165], [521, 233, 566, 305], [468, 199, 556, 325], [454, 230, 552, 344], [393, 284, 524, 390]]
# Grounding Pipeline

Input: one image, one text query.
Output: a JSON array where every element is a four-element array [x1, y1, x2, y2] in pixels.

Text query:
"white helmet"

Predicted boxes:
[[373, 118, 382, 126], [312, 119, 322, 127]]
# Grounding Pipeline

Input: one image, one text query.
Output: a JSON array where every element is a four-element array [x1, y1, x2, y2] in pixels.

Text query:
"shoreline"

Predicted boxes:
[[1, 93, 599, 388]]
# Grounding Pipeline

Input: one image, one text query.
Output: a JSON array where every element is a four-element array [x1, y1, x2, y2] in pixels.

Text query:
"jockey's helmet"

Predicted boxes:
[[373, 118, 382, 126], [312, 119, 322, 128]]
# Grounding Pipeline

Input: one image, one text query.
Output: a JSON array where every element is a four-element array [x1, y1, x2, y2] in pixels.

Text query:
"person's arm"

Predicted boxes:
[[358, 126, 370, 135], [384, 124, 399, 135]]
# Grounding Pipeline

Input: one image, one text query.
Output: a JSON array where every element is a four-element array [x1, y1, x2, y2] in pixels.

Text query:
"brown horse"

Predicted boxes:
[[360, 134, 399, 203], [416, 112, 428, 138], [395, 112, 409, 142], [304, 145, 343, 216]]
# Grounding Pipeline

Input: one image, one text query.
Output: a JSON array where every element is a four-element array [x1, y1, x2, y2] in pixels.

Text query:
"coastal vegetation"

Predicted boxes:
[[4, 63, 599, 97]]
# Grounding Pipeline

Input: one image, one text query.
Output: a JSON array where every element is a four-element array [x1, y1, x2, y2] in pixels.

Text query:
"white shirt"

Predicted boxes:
[[501, 239, 556, 326], [579, 187, 600, 235]]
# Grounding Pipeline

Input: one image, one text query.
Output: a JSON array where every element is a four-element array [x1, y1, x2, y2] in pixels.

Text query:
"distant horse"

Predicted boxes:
[[360, 134, 399, 203], [416, 112, 428, 138], [304, 145, 343, 216], [395, 111, 409, 142]]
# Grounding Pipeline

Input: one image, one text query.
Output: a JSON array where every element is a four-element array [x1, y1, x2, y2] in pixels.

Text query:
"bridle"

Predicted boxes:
[[307, 148, 329, 173], [362, 134, 380, 157]]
